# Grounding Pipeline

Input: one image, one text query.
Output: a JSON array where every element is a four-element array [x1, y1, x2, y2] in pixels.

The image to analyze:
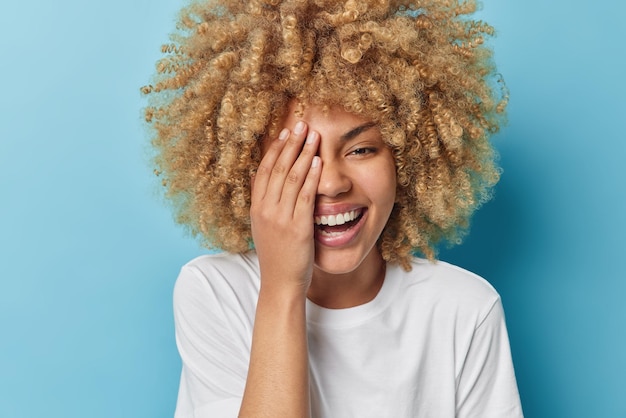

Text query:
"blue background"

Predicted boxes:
[[1, 0, 624, 417]]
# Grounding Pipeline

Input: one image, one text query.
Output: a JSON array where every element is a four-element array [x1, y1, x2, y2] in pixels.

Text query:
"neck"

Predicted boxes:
[[307, 249, 386, 309]]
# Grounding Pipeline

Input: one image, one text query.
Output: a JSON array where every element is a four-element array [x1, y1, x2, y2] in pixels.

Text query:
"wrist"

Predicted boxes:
[[258, 280, 308, 304]]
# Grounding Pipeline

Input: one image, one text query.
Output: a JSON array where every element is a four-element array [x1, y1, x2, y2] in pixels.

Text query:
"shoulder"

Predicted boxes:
[[404, 257, 499, 300], [412, 257, 498, 295], [175, 251, 259, 289], [179, 251, 259, 279], [173, 251, 260, 317], [395, 258, 501, 324]]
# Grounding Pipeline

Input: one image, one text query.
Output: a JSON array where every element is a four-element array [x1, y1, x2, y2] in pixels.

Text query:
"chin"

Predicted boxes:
[[313, 246, 370, 277]]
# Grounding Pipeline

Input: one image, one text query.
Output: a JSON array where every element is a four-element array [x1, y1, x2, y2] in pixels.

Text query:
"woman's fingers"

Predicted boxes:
[[265, 121, 311, 202], [250, 121, 320, 288], [294, 155, 322, 218], [254, 121, 319, 214], [252, 128, 290, 202], [279, 130, 319, 212]]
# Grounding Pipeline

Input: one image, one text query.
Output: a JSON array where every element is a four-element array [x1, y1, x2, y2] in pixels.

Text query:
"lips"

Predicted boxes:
[[313, 208, 366, 247]]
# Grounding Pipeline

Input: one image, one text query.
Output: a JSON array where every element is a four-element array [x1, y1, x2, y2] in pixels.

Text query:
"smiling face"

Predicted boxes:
[[280, 101, 397, 280]]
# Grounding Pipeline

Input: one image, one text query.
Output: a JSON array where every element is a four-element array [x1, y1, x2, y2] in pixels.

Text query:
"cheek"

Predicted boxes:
[[361, 160, 397, 207], [379, 155, 398, 201]]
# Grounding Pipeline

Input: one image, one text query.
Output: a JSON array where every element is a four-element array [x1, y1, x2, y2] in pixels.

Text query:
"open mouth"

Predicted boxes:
[[314, 208, 365, 236]]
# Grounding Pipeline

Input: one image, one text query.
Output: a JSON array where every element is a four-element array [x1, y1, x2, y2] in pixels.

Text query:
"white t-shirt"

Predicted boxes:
[[173, 252, 523, 417]]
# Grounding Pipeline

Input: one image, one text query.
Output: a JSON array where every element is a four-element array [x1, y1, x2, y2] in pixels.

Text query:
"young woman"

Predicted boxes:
[[143, 0, 523, 416]]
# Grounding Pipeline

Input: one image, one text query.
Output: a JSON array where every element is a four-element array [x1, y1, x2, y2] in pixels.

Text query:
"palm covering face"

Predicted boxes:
[[250, 121, 321, 294]]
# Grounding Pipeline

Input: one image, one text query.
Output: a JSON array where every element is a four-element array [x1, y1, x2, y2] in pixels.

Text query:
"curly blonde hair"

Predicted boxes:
[[142, 0, 507, 270]]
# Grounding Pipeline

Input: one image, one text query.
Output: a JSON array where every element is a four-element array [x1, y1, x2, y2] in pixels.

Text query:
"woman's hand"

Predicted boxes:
[[240, 121, 319, 418], [250, 121, 321, 295]]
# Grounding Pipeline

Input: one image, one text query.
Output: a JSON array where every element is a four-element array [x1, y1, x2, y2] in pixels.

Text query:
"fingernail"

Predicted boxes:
[[294, 121, 305, 134], [306, 131, 316, 144], [278, 128, 289, 140], [311, 156, 320, 168]]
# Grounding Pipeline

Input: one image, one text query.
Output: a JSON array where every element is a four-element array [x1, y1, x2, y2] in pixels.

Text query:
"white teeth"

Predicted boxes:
[[314, 209, 361, 226], [319, 230, 344, 237]]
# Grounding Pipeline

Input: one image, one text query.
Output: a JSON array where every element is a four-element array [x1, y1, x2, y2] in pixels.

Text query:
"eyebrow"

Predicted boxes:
[[340, 122, 377, 142]]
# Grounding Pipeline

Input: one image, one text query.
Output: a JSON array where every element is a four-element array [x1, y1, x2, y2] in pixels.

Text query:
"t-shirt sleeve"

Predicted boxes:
[[455, 298, 524, 418], [172, 263, 251, 418]]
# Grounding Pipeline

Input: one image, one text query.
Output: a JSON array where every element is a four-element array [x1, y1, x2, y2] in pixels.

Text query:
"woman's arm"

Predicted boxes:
[[239, 286, 310, 417], [239, 121, 321, 417]]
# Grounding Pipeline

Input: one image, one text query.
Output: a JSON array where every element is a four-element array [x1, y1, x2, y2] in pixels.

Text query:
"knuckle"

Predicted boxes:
[[299, 190, 314, 205], [287, 135, 303, 148], [272, 163, 287, 175], [251, 205, 272, 222], [298, 146, 314, 158], [286, 171, 299, 184], [270, 138, 284, 150], [256, 164, 271, 176], [249, 202, 260, 215]]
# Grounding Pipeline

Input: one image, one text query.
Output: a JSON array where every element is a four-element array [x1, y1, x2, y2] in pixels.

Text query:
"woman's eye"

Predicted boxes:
[[350, 147, 375, 156]]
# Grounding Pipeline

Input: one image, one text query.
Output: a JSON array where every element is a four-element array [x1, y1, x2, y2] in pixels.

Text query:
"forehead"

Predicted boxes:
[[281, 100, 373, 136]]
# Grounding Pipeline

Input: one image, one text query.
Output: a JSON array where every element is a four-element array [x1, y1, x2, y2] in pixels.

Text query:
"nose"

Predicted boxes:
[[316, 159, 351, 197]]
